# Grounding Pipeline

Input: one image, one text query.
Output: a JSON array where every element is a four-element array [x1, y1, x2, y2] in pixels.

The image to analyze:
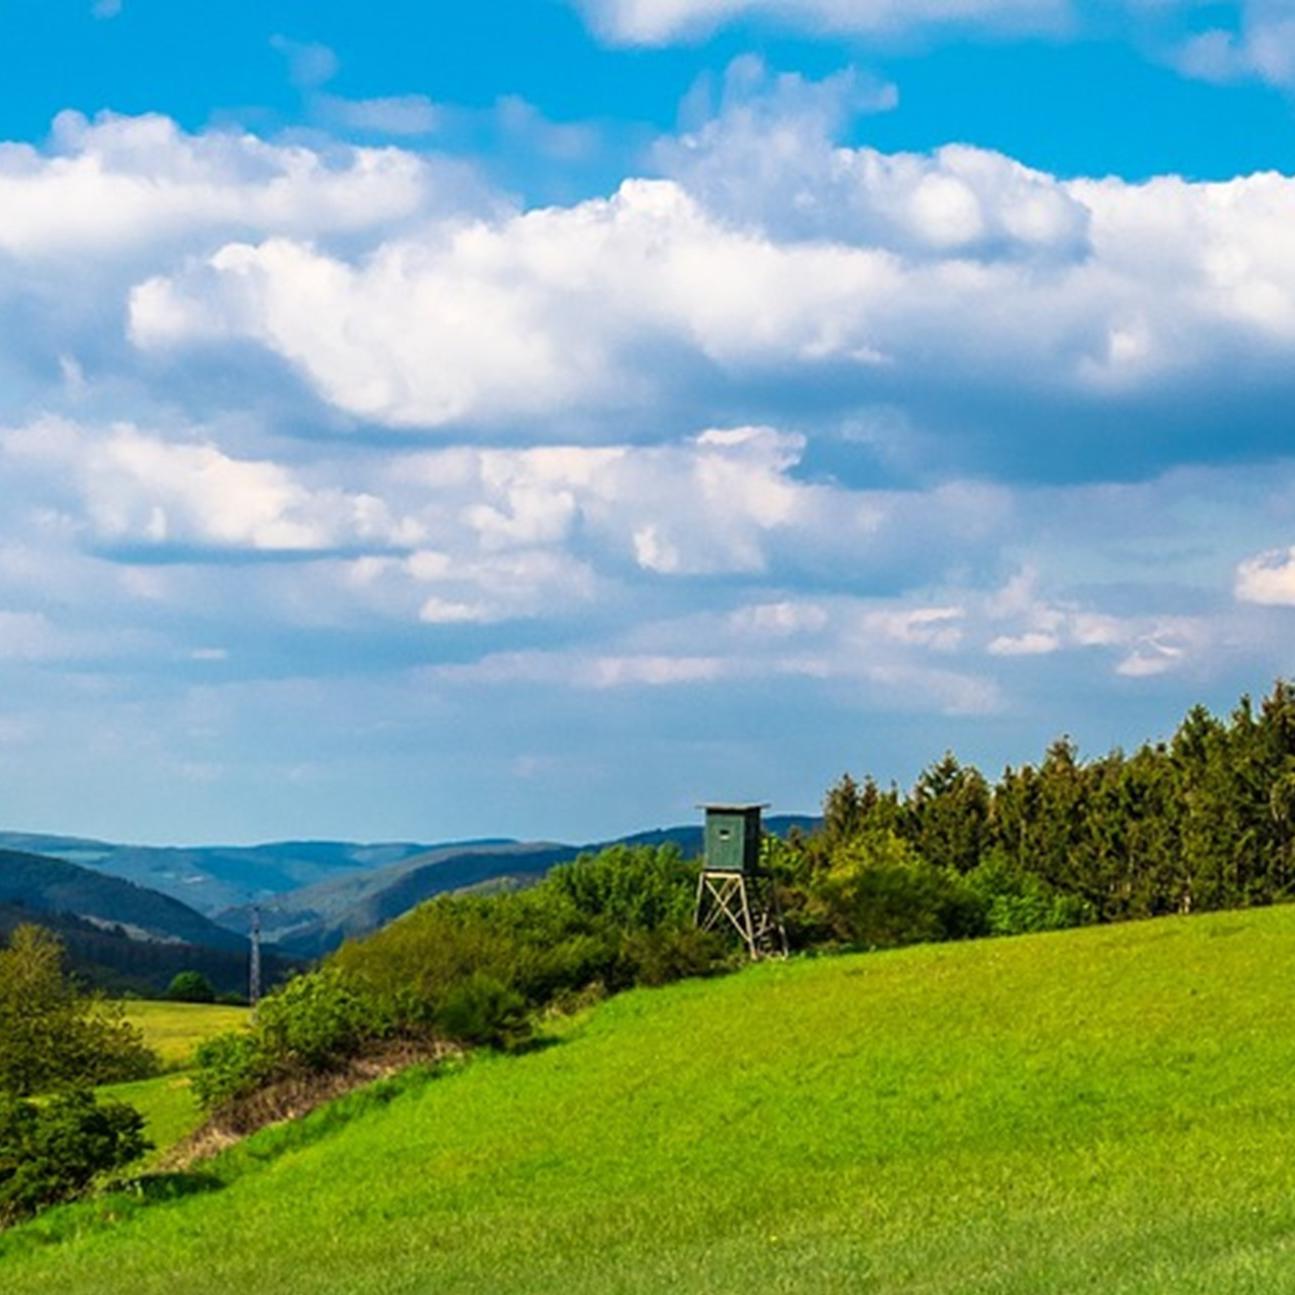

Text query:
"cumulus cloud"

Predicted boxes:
[[0, 87, 1292, 840], [122, 92, 1295, 443], [0, 111, 465, 263], [1, 418, 420, 555]]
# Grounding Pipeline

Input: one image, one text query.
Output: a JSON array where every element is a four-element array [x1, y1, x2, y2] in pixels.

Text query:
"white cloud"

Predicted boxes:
[[1172, 5, 1295, 88], [1, 418, 419, 554], [269, 36, 341, 91], [576, 0, 1064, 44], [125, 114, 1295, 434], [988, 630, 1061, 656], [317, 94, 442, 137], [0, 111, 479, 264], [1237, 546, 1295, 604]]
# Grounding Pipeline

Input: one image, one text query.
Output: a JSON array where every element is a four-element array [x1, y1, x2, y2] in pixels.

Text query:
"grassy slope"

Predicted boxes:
[[11, 908, 1295, 1294]]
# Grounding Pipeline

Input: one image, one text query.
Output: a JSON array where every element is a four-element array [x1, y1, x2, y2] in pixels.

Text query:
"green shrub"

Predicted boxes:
[[622, 926, 726, 987], [548, 845, 697, 932], [165, 971, 216, 1003], [0, 1087, 149, 1227], [966, 852, 1095, 936], [805, 830, 987, 949], [435, 974, 529, 1049], [192, 970, 390, 1111], [253, 970, 385, 1072], [191, 1030, 266, 1110]]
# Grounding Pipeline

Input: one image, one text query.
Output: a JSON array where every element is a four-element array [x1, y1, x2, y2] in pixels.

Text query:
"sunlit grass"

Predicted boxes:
[[10, 908, 1295, 1292], [121, 1000, 250, 1071]]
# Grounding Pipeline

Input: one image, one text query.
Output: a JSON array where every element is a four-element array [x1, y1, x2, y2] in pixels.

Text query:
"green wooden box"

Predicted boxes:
[[702, 805, 766, 873]]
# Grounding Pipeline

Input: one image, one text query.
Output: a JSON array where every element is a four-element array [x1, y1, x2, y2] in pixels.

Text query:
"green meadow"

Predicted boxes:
[[121, 1001, 250, 1071], [10, 907, 1295, 1293]]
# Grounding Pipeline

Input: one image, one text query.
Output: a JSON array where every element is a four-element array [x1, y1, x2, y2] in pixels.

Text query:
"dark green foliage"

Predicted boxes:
[[621, 926, 725, 987], [0, 901, 295, 999], [547, 844, 696, 932], [190, 1032, 264, 1111], [435, 974, 528, 1048], [165, 971, 216, 1003], [794, 829, 985, 949], [790, 681, 1295, 936], [0, 1087, 149, 1227], [964, 852, 1092, 936], [0, 926, 157, 1096]]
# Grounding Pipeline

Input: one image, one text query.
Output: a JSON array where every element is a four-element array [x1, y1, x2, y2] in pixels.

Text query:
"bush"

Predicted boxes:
[[0, 1087, 149, 1227], [435, 974, 529, 1048], [193, 970, 390, 1111], [166, 971, 216, 1003], [548, 845, 697, 932], [804, 830, 987, 949], [622, 926, 726, 987], [191, 1030, 265, 1111], [966, 852, 1095, 936]]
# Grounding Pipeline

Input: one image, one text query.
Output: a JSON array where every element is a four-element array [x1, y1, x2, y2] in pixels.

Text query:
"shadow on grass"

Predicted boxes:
[[122, 1170, 225, 1204], [0, 1172, 226, 1260], [508, 1034, 564, 1057]]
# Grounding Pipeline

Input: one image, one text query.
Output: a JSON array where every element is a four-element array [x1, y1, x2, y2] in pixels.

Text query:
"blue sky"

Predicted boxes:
[[3, 0, 1295, 844]]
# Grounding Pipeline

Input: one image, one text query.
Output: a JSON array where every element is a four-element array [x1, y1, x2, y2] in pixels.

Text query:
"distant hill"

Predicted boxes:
[[0, 846, 301, 995], [0, 847, 248, 951], [0, 832, 507, 917], [0, 902, 292, 998], [2, 816, 819, 958], [221, 815, 819, 958]]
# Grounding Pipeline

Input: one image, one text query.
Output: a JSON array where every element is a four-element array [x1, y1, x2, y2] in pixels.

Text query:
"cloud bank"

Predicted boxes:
[[1, 67, 1294, 839]]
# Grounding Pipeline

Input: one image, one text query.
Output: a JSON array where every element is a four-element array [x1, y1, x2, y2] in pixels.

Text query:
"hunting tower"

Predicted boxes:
[[693, 804, 788, 960]]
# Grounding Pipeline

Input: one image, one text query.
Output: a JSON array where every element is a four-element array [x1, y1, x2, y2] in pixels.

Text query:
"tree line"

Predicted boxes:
[[773, 679, 1295, 946]]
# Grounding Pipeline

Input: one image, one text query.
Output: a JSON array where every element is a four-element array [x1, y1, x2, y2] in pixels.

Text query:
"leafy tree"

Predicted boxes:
[[0, 925, 156, 1096], [904, 753, 990, 874], [166, 970, 216, 1003]]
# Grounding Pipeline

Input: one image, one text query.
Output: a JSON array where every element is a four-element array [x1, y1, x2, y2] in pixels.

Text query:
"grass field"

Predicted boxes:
[[121, 1001, 250, 1070], [10, 908, 1295, 1292]]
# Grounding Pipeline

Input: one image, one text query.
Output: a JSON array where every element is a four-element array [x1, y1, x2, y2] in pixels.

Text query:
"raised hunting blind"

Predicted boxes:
[[694, 804, 788, 960]]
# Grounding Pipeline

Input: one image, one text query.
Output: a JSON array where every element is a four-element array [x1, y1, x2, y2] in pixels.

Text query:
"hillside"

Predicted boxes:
[[0, 848, 246, 951], [9, 905, 1295, 1292], [0, 904, 292, 998]]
